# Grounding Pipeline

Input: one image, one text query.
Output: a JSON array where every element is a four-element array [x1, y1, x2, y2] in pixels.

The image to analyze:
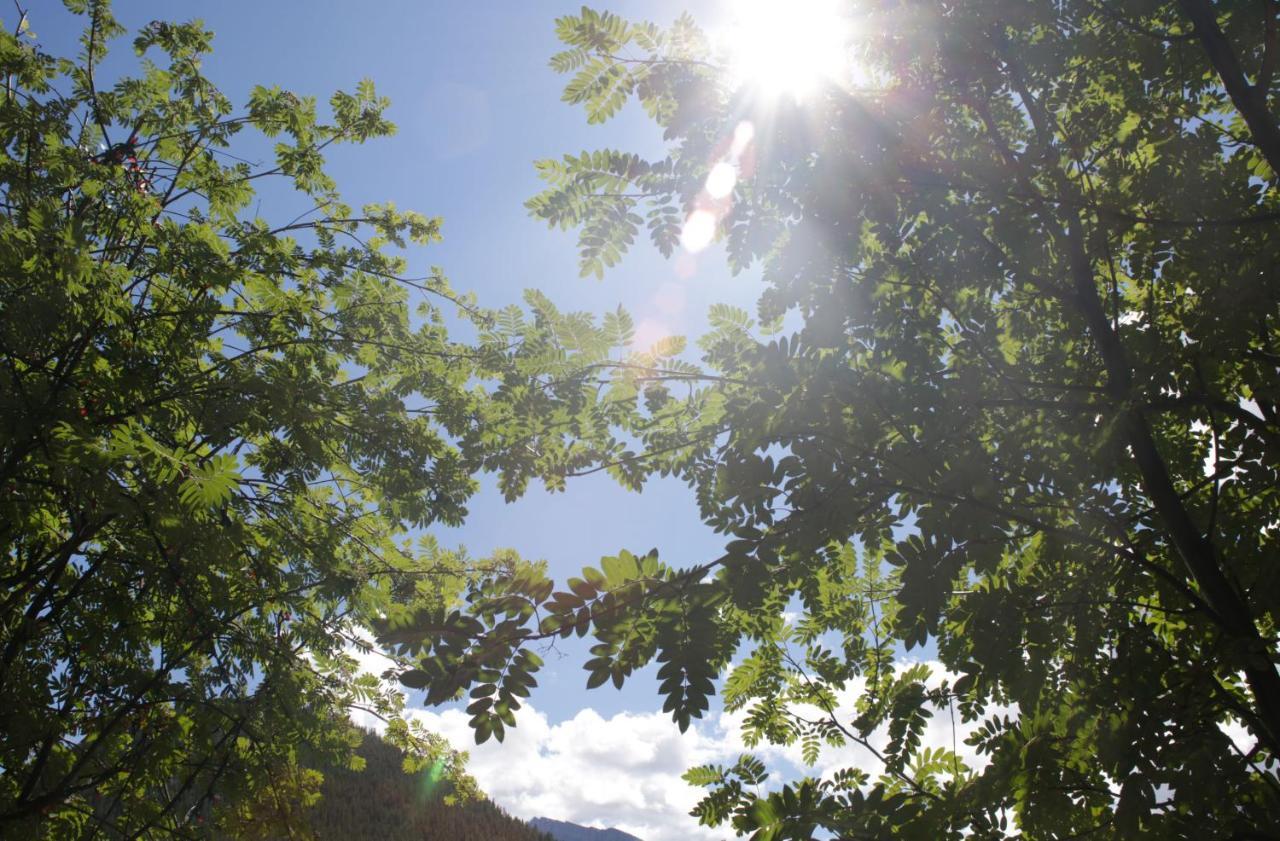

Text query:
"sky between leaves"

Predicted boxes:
[[31, 2, 942, 838]]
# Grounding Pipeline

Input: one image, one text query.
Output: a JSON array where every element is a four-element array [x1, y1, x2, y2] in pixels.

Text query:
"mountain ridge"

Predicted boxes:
[[529, 816, 645, 841]]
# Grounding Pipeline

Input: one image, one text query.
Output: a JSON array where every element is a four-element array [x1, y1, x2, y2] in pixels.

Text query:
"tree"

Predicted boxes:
[[304, 729, 554, 841], [392, 2, 1280, 837], [0, 2, 566, 835]]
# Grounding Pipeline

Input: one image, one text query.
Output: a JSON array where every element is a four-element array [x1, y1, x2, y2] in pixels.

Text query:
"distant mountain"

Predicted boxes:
[[529, 816, 645, 841], [306, 732, 553, 841]]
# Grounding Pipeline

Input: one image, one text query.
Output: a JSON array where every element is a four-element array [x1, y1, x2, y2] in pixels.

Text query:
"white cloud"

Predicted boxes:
[[406, 703, 735, 841], [341, 631, 736, 839], [393, 659, 1017, 841], [342, 639, 1017, 841]]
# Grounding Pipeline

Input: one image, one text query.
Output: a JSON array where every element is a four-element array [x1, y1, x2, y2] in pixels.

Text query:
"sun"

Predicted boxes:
[[721, 0, 853, 100]]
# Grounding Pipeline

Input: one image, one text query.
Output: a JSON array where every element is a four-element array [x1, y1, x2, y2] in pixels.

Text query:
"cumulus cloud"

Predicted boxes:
[[341, 633, 733, 839], [406, 703, 735, 841], [342, 638, 1017, 841], [386, 659, 1012, 841]]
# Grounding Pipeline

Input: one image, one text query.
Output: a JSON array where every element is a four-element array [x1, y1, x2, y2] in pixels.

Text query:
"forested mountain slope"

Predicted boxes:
[[308, 733, 553, 841]]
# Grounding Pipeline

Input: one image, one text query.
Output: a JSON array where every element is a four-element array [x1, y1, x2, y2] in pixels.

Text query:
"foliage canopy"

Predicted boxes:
[[392, 1, 1280, 838], [0, 2, 578, 835]]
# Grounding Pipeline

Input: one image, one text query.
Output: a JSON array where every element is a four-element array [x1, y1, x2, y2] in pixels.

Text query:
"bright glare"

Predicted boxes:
[[680, 209, 717, 253], [705, 161, 737, 199], [724, 0, 851, 99]]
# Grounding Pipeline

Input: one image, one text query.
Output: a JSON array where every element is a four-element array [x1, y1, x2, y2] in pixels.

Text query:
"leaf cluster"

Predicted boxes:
[[405, 2, 1280, 838]]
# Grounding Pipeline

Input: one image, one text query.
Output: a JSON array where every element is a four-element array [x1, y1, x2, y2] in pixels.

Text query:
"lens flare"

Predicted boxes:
[[731, 121, 756, 156], [418, 758, 445, 801], [705, 161, 738, 199], [680, 209, 717, 253], [631, 318, 672, 353]]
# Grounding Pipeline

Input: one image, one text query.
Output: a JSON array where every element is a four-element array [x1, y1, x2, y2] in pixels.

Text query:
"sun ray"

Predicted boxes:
[[721, 0, 853, 100]]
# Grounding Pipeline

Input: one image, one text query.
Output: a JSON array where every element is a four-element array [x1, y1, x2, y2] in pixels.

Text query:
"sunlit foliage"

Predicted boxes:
[[397, 1, 1280, 837], [0, 1, 593, 834]]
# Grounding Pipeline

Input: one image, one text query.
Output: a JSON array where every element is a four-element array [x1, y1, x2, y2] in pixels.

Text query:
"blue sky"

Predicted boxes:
[[29, 6, 1260, 838], [34, 2, 771, 836], [38, 0, 755, 714], [35, 5, 952, 838]]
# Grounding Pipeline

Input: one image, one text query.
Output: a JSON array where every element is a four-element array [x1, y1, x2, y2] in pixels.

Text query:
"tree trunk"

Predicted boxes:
[[1178, 0, 1280, 177], [1062, 212, 1280, 754]]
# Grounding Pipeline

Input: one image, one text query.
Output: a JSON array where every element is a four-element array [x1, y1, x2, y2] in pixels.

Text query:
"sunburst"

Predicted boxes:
[[722, 0, 853, 100]]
